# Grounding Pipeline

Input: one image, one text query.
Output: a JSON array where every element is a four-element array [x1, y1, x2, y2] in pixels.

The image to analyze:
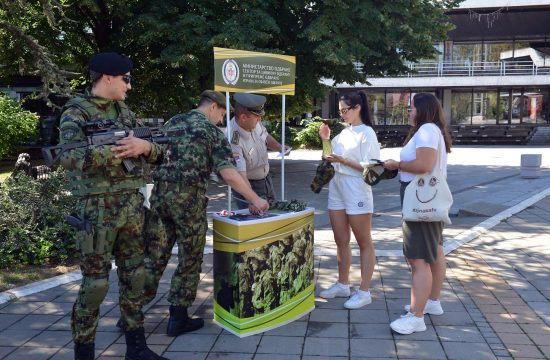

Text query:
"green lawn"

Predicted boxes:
[[0, 161, 12, 182]]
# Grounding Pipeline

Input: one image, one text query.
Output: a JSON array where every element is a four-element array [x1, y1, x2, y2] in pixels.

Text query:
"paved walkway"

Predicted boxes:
[[0, 147, 549, 359]]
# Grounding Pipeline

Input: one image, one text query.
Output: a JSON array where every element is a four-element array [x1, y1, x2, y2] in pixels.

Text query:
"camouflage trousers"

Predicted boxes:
[[143, 182, 208, 307], [72, 191, 146, 344]]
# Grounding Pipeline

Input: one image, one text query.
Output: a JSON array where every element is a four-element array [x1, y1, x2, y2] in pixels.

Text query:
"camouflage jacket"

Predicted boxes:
[[153, 109, 235, 188], [59, 95, 163, 196]]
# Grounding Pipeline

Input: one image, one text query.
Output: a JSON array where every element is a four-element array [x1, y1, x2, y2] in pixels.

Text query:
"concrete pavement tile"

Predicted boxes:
[[94, 331, 122, 351], [2, 346, 58, 360], [0, 301, 45, 314], [302, 337, 349, 357], [539, 346, 550, 358], [350, 338, 396, 357], [97, 316, 121, 332], [17, 290, 64, 303], [498, 297, 527, 306], [350, 323, 393, 339], [0, 346, 15, 358], [163, 352, 207, 360], [7, 314, 63, 331], [313, 297, 348, 309], [435, 325, 484, 342], [441, 342, 497, 360], [47, 315, 71, 331], [182, 319, 222, 335], [256, 336, 304, 354], [517, 291, 547, 302], [254, 355, 300, 360], [393, 325, 438, 341], [306, 321, 348, 338], [498, 332, 534, 345], [349, 309, 389, 324], [0, 314, 23, 331], [25, 330, 72, 347], [101, 342, 125, 356], [483, 313, 515, 323], [167, 334, 217, 352], [528, 333, 550, 346], [476, 304, 507, 314], [206, 352, 253, 359], [302, 357, 347, 360], [210, 334, 261, 353], [263, 320, 307, 336], [490, 322, 523, 333], [0, 329, 40, 346], [51, 292, 78, 303], [49, 348, 75, 360], [430, 311, 475, 326], [308, 308, 348, 323], [30, 302, 73, 315], [384, 288, 410, 299], [145, 333, 173, 345], [526, 301, 550, 323], [530, 280, 550, 291], [395, 340, 446, 359], [505, 344, 545, 358], [518, 322, 550, 333]]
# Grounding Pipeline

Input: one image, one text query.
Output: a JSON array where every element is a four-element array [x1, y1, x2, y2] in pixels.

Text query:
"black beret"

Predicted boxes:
[[89, 52, 133, 76]]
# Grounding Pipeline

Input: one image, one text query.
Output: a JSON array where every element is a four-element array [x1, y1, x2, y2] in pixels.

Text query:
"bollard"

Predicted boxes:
[[520, 154, 542, 179]]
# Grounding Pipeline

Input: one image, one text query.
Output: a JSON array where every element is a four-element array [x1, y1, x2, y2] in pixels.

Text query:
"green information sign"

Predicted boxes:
[[214, 47, 296, 95]]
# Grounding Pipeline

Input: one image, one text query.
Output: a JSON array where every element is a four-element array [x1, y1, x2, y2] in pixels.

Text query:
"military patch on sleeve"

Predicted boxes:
[[231, 131, 240, 145]]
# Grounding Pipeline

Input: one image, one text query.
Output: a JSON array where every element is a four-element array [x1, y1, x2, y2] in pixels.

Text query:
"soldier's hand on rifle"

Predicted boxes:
[[112, 130, 152, 158]]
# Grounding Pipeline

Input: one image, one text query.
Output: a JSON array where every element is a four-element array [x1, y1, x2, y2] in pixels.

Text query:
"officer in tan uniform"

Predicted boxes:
[[229, 93, 290, 209]]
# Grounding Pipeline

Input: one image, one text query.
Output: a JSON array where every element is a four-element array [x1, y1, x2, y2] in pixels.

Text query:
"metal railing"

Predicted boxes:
[[355, 60, 550, 77]]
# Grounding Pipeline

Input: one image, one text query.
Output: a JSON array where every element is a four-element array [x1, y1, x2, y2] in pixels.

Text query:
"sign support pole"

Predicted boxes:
[[281, 94, 286, 201], [226, 91, 232, 211]]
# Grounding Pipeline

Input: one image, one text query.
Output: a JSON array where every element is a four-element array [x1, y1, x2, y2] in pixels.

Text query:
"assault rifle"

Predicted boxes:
[[41, 119, 169, 173]]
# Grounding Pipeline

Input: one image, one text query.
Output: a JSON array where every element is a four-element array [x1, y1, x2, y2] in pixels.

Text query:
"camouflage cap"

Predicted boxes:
[[363, 160, 398, 186], [89, 52, 133, 75], [234, 93, 266, 116], [310, 160, 335, 193], [201, 90, 233, 110]]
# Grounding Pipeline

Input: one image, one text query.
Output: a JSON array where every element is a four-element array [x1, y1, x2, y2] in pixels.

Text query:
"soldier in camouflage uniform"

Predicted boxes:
[[143, 90, 269, 337], [59, 53, 166, 360]]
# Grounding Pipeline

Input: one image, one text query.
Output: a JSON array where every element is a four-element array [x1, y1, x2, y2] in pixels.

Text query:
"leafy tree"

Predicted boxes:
[[0, 94, 39, 158], [0, 0, 461, 118]]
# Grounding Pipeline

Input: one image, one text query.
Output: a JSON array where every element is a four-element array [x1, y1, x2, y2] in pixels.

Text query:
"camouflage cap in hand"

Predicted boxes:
[[363, 159, 398, 186], [310, 159, 335, 193]]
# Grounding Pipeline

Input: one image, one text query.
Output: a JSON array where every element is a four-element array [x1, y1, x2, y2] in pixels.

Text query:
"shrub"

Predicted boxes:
[[0, 94, 39, 159], [294, 117, 345, 148], [263, 120, 299, 147], [0, 168, 77, 267]]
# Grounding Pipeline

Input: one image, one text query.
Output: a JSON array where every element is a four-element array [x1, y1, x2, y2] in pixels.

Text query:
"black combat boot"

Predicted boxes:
[[166, 305, 204, 337], [116, 318, 124, 332], [125, 327, 167, 360], [74, 342, 94, 360]]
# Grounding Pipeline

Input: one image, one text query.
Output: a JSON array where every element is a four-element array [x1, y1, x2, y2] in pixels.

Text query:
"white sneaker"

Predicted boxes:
[[404, 299, 444, 315], [344, 290, 372, 309], [319, 282, 350, 299], [390, 312, 427, 335]]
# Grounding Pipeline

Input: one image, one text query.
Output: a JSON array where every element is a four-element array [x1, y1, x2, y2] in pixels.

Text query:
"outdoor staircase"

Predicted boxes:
[[528, 125, 550, 145]]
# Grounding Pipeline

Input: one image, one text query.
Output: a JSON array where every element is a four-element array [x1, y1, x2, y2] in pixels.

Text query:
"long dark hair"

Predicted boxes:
[[404, 93, 452, 153], [339, 91, 373, 127]]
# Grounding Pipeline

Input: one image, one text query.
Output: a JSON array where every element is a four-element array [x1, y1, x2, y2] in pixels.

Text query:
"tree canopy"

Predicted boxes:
[[0, 0, 461, 118]]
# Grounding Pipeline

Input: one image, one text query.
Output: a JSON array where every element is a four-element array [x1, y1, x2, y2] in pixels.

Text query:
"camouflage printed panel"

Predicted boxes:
[[153, 110, 235, 186]]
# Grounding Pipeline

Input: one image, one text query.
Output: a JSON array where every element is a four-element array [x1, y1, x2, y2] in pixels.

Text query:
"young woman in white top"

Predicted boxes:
[[318, 91, 380, 309], [384, 92, 452, 334]]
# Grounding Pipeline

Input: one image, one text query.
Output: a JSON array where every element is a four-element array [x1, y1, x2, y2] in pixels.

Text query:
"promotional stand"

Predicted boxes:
[[212, 207, 315, 337]]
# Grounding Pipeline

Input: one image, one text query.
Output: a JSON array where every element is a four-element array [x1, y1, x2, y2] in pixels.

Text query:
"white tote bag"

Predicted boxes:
[[402, 135, 453, 225]]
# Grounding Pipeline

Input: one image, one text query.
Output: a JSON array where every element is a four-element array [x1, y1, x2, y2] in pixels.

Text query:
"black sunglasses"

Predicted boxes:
[[122, 75, 132, 84]]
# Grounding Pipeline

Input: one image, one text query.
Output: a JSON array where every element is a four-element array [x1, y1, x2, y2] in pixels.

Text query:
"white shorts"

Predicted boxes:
[[328, 173, 373, 215]]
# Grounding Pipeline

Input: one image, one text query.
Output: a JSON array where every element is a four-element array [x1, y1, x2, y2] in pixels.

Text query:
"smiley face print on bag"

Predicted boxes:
[[415, 176, 439, 204]]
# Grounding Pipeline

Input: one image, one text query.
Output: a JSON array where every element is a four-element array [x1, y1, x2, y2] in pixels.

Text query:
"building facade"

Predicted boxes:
[[321, 0, 550, 129]]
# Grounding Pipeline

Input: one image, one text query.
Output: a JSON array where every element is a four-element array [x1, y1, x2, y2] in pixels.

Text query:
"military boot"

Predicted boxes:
[[116, 318, 124, 332], [74, 342, 94, 360], [125, 327, 167, 360], [166, 305, 204, 336]]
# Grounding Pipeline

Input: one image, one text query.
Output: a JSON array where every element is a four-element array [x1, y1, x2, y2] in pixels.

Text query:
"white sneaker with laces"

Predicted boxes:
[[404, 299, 444, 315], [319, 282, 350, 299], [390, 312, 427, 334], [344, 290, 372, 309]]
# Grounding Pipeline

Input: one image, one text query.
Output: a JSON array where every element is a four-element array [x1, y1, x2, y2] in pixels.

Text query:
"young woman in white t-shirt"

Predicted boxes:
[[317, 91, 380, 309], [384, 92, 452, 335]]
